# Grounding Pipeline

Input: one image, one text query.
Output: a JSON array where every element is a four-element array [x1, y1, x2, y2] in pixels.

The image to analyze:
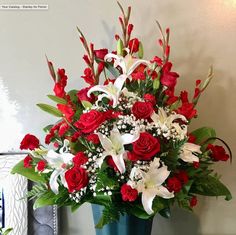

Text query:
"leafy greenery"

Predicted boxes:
[[0, 228, 13, 235], [47, 95, 67, 104], [37, 103, 63, 117], [191, 175, 232, 200], [11, 160, 47, 183], [191, 127, 216, 145]]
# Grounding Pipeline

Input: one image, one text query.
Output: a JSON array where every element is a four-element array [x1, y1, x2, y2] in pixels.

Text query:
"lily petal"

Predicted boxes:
[[49, 169, 63, 194], [112, 153, 126, 174], [156, 185, 174, 199], [141, 189, 157, 215], [97, 133, 113, 152]]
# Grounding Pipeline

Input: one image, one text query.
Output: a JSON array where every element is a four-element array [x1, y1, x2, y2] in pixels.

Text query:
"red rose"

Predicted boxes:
[[77, 87, 95, 103], [20, 134, 40, 150], [207, 144, 229, 161], [73, 152, 88, 166], [82, 68, 96, 85], [94, 49, 108, 60], [167, 177, 182, 193], [128, 38, 139, 53], [143, 94, 156, 106], [160, 62, 179, 88], [133, 132, 160, 160], [74, 110, 105, 133], [37, 160, 46, 172], [65, 167, 89, 193], [23, 155, 33, 168], [127, 151, 139, 161], [177, 103, 197, 120], [120, 184, 138, 202], [190, 196, 198, 207], [132, 101, 153, 120], [86, 134, 100, 144], [176, 171, 189, 185], [57, 104, 75, 122]]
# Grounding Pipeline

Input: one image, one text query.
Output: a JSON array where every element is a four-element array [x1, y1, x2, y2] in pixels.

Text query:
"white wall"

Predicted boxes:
[[0, 0, 235, 234]]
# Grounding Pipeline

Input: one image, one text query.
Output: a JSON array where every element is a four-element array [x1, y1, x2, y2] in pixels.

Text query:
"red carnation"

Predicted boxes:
[[74, 110, 105, 134], [73, 152, 88, 166], [190, 196, 198, 207], [94, 49, 108, 60], [133, 132, 160, 160], [65, 167, 89, 193], [207, 144, 229, 161], [132, 101, 153, 120], [176, 171, 189, 185], [160, 62, 179, 89], [20, 134, 40, 150], [193, 161, 200, 169], [120, 184, 138, 202], [128, 38, 139, 53], [37, 160, 46, 172], [143, 94, 156, 106], [23, 155, 33, 168], [167, 177, 182, 193]]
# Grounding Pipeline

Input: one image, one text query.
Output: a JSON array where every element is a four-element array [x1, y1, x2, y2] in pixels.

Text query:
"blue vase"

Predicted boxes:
[[92, 204, 153, 235]]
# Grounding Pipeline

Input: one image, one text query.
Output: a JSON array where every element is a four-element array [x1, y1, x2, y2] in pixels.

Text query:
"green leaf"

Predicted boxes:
[[43, 124, 53, 133], [127, 203, 152, 219], [81, 100, 92, 109], [11, 160, 47, 183], [191, 127, 216, 145], [3, 228, 13, 235], [159, 208, 171, 218], [191, 175, 232, 200], [33, 191, 56, 209], [47, 95, 67, 104], [37, 103, 63, 117], [104, 62, 120, 78], [117, 39, 124, 56]]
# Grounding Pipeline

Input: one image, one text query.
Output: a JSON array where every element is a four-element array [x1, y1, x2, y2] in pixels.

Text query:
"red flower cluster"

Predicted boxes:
[[120, 184, 138, 202], [20, 134, 40, 150], [167, 171, 189, 193], [207, 144, 229, 161]]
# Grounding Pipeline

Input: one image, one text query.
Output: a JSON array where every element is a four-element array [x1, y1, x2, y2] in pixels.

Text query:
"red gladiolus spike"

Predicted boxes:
[[166, 28, 170, 34], [119, 17, 123, 25], [127, 24, 134, 35], [158, 39, 163, 46], [165, 45, 170, 57], [115, 34, 120, 40], [80, 37, 85, 44]]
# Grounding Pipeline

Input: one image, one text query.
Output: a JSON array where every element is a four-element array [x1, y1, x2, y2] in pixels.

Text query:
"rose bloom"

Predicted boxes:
[[20, 134, 40, 150], [77, 87, 95, 103], [24, 155, 33, 168], [37, 160, 46, 172], [65, 167, 89, 193], [132, 101, 153, 120], [73, 152, 88, 167], [120, 184, 138, 202], [207, 144, 229, 161], [167, 177, 182, 193], [74, 110, 105, 133], [132, 132, 161, 160]]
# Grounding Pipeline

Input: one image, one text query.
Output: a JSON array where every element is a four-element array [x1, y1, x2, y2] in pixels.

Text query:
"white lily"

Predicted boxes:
[[87, 76, 126, 108], [44, 140, 74, 194], [104, 53, 150, 79], [179, 142, 202, 163], [97, 127, 139, 174], [87, 53, 150, 108], [129, 158, 174, 215]]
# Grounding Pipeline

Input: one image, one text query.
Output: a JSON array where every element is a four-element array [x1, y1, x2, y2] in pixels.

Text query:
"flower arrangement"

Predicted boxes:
[[12, 3, 232, 228]]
